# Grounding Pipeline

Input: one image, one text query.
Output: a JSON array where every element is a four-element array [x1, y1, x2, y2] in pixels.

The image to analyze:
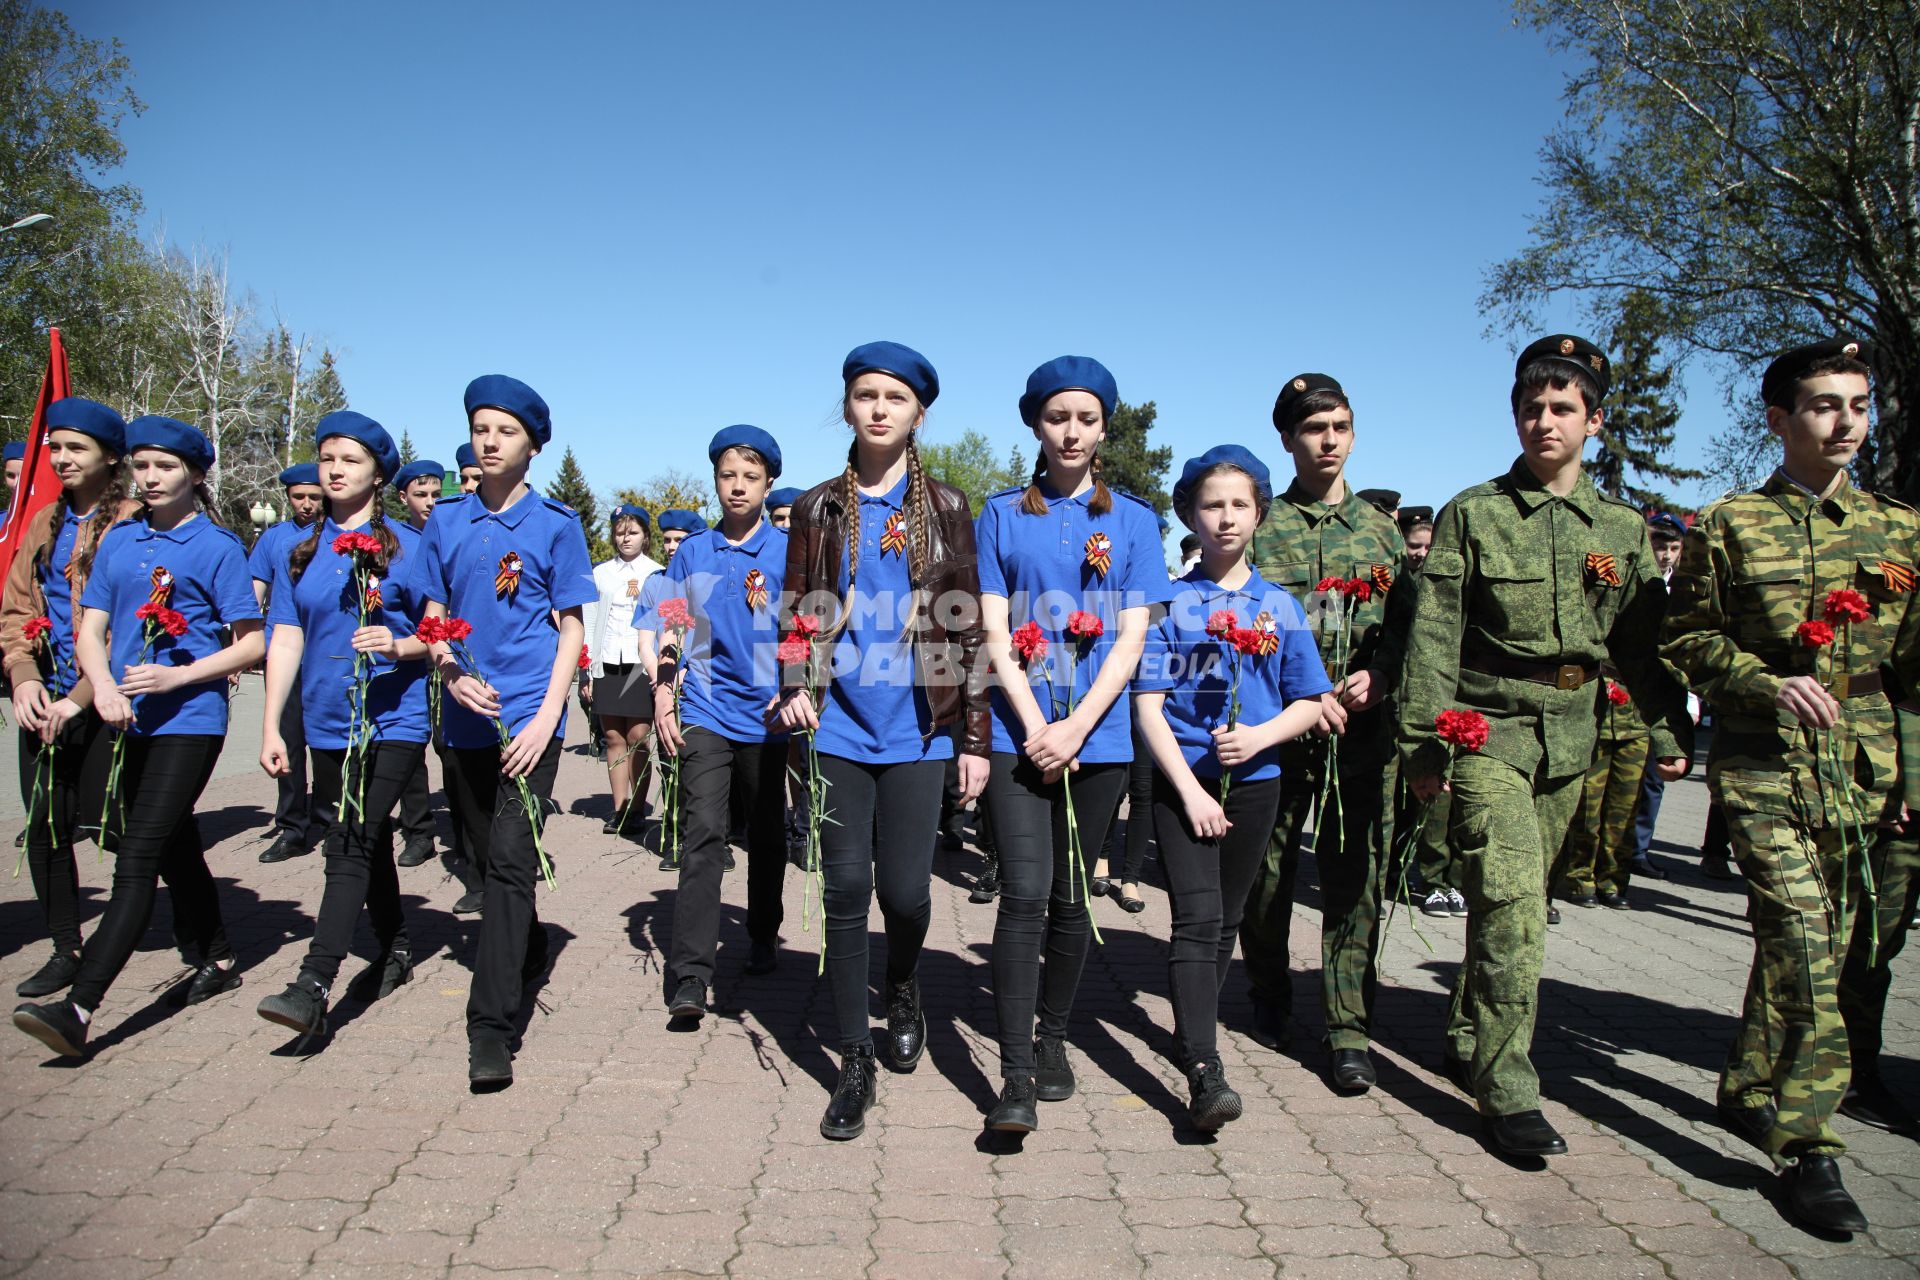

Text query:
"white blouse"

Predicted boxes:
[[586, 553, 663, 672]]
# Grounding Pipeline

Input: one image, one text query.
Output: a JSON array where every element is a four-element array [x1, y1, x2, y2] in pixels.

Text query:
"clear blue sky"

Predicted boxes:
[[69, 0, 1733, 530]]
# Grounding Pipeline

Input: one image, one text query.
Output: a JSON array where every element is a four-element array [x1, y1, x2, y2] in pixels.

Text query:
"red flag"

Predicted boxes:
[[0, 329, 71, 588]]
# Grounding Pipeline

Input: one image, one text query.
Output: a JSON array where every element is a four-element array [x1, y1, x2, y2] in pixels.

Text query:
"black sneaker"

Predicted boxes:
[[884, 977, 925, 1071], [452, 889, 484, 915], [179, 962, 242, 1006], [13, 1000, 88, 1057], [469, 1038, 513, 1091], [987, 1075, 1038, 1132], [820, 1046, 877, 1140], [256, 975, 328, 1036], [376, 948, 413, 999], [397, 838, 435, 868], [1186, 1056, 1243, 1132], [1033, 1035, 1075, 1101], [667, 977, 706, 1022], [16, 950, 82, 998]]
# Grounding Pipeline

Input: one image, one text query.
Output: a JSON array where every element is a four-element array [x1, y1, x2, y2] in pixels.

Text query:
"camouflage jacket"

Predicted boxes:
[[1661, 471, 1920, 820], [1249, 478, 1406, 765], [1399, 457, 1689, 780]]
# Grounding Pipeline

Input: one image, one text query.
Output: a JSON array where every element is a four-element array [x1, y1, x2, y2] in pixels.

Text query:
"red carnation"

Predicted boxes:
[[1011, 620, 1048, 664], [414, 616, 447, 645], [1067, 611, 1104, 641], [1344, 578, 1372, 603], [332, 531, 381, 558], [1797, 619, 1834, 648], [791, 612, 821, 637], [1435, 708, 1490, 752], [1316, 576, 1344, 593], [444, 617, 473, 642], [777, 635, 813, 667], [657, 597, 693, 631], [1822, 589, 1871, 625], [1230, 627, 1266, 657], [1206, 609, 1237, 639], [578, 646, 592, 671], [159, 608, 190, 638], [135, 602, 161, 622], [22, 616, 51, 642], [1606, 681, 1630, 706]]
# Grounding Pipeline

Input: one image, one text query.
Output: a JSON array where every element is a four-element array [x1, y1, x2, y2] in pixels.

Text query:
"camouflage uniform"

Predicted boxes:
[[1401, 458, 1687, 1117], [1662, 471, 1920, 1160], [1243, 479, 1406, 1051], [1838, 706, 1920, 1091], [1554, 674, 1652, 899]]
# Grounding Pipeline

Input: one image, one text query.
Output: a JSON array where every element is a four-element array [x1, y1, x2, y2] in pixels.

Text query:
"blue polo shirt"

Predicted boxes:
[[812, 473, 953, 766], [975, 484, 1172, 763], [655, 520, 788, 745], [1134, 566, 1331, 783], [267, 518, 431, 749], [38, 507, 86, 690], [248, 518, 314, 646], [81, 514, 262, 737], [406, 489, 598, 749]]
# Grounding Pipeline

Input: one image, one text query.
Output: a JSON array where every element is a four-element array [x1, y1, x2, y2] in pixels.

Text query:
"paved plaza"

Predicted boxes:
[[0, 678, 1915, 1278]]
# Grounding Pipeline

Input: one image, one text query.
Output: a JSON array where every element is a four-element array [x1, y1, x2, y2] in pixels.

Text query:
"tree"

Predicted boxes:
[[614, 469, 716, 534], [1101, 399, 1173, 513], [1587, 292, 1703, 509], [547, 446, 608, 561], [920, 428, 1028, 514], [1482, 0, 1920, 496]]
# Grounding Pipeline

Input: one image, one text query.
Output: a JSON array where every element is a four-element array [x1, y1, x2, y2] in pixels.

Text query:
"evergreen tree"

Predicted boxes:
[[1100, 399, 1173, 514], [547, 446, 608, 561], [1588, 292, 1702, 510]]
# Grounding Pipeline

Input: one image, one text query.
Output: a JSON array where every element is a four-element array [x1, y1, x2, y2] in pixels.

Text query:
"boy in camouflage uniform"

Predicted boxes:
[[1242, 373, 1406, 1095], [1662, 338, 1920, 1233], [1553, 664, 1651, 909], [1401, 335, 1691, 1158]]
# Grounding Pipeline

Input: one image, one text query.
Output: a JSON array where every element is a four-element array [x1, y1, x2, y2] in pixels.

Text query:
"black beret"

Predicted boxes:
[[1516, 334, 1611, 401], [1398, 505, 1434, 530], [1355, 488, 1400, 514], [1271, 373, 1345, 432], [1761, 338, 1872, 408]]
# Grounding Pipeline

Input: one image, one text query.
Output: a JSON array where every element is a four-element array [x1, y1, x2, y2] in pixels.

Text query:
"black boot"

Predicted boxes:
[[15, 950, 81, 998], [1716, 1095, 1778, 1150], [469, 1039, 513, 1091], [884, 977, 925, 1071], [1329, 1047, 1377, 1094], [1482, 1109, 1567, 1157], [179, 961, 242, 1006], [667, 977, 706, 1022], [1186, 1056, 1243, 1131], [820, 1045, 877, 1140], [969, 853, 1000, 904], [376, 947, 413, 999], [1785, 1155, 1868, 1233], [987, 1075, 1038, 1132], [1033, 1035, 1075, 1101], [256, 974, 328, 1036]]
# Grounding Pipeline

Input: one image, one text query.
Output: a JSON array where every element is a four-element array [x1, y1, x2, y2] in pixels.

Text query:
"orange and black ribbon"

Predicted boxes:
[[744, 568, 768, 611], [148, 566, 173, 606], [1371, 563, 1393, 593], [1585, 551, 1621, 587], [1881, 560, 1916, 594], [1250, 610, 1280, 656], [879, 510, 907, 557], [495, 553, 522, 597], [365, 577, 383, 611], [1084, 531, 1112, 578]]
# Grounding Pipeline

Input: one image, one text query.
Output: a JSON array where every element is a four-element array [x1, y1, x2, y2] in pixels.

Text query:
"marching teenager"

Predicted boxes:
[[973, 356, 1169, 1132], [455, 443, 482, 495], [409, 376, 597, 1091], [656, 427, 790, 1019], [769, 342, 988, 1141], [585, 503, 663, 836], [251, 462, 328, 864], [391, 457, 448, 869], [1134, 446, 1331, 1130], [12, 417, 264, 1058], [766, 486, 801, 532], [633, 507, 708, 866], [253, 412, 431, 1038], [1, 398, 137, 997]]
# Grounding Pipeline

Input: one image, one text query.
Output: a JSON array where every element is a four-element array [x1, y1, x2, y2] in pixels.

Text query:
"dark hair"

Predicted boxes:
[[1173, 463, 1270, 527], [289, 486, 401, 583], [38, 453, 130, 592], [136, 476, 225, 528], [714, 445, 771, 474], [1020, 451, 1113, 517], [1511, 360, 1602, 416], [1764, 354, 1873, 412], [1276, 387, 1353, 440], [1178, 533, 1201, 557]]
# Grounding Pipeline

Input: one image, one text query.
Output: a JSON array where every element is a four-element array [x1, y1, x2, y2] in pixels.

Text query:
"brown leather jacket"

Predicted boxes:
[[781, 473, 990, 758], [1, 497, 140, 708]]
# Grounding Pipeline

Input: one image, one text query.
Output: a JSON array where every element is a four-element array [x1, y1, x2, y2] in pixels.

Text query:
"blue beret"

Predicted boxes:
[[843, 341, 939, 406], [43, 397, 127, 455], [609, 502, 651, 529], [1019, 355, 1118, 427], [393, 460, 444, 491], [464, 374, 551, 447], [128, 416, 216, 472], [657, 508, 708, 534], [315, 409, 401, 481], [707, 424, 782, 479], [1171, 445, 1272, 520], [455, 443, 479, 470], [2, 442, 22, 463], [279, 463, 320, 489], [1156, 511, 1171, 535], [765, 486, 802, 512], [1646, 512, 1688, 540]]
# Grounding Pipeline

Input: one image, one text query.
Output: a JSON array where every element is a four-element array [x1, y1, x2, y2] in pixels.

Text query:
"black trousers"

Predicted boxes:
[[988, 754, 1127, 1076], [15, 714, 118, 955], [301, 741, 423, 985], [69, 734, 229, 1013], [1099, 724, 1156, 884], [394, 750, 436, 845], [668, 727, 788, 988], [819, 754, 946, 1051], [272, 684, 321, 845], [447, 737, 562, 1044], [1154, 770, 1282, 1067]]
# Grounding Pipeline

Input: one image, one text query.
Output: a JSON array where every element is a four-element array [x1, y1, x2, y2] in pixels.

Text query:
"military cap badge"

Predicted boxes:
[[149, 566, 174, 606], [1084, 531, 1113, 578], [744, 568, 768, 611], [1559, 338, 1576, 355], [1292, 377, 1307, 392], [495, 552, 523, 597], [1585, 551, 1621, 587], [1590, 355, 1605, 372], [880, 510, 907, 557], [1844, 342, 1861, 357]]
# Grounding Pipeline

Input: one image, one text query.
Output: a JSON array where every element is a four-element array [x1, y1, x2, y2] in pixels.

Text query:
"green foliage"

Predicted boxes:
[[546, 446, 609, 561], [1100, 399, 1173, 513], [1484, 0, 1920, 496], [613, 468, 716, 547], [920, 428, 1028, 515], [1587, 291, 1703, 509]]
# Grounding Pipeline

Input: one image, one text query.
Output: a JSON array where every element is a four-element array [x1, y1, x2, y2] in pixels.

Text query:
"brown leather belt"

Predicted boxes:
[[1463, 653, 1601, 691], [1831, 670, 1884, 699]]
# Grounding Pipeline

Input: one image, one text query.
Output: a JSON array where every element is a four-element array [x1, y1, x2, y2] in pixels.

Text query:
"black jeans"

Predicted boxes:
[[272, 684, 320, 844], [1154, 770, 1282, 1067], [15, 713, 118, 955], [819, 754, 946, 1051], [668, 727, 788, 988], [1099, 724, 1156, 884], [447, 737, 562, 1044], [988, 753, 1126, 1076], [301, 741, 423, 985], [394, 749, 436, 845], [69, 734, 229, 1013]]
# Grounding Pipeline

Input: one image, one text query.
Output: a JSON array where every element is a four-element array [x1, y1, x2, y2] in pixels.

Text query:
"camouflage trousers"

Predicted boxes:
[[1442, 751, 1585, 1117], [1553, 733, 1651, 898], [1719, 808, 1860, 1160], [1239, 742, 1396, 1050], [1839, 828, 1920, 1081]]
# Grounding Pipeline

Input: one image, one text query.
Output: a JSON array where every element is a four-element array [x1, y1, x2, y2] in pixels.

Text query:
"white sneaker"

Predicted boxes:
[[1446, 889, 1468, 917], [1421, 888, 1452, 917]]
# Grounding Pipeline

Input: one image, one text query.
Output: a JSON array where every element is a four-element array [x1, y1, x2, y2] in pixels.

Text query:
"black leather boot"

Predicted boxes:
[[1785, 1155, 1868, 1233], [820, 1045, 877, 1140], [884, 977, 925, 1071], [1186, 1056, 1243, 1132], [987, 1075, 1038, 1132]]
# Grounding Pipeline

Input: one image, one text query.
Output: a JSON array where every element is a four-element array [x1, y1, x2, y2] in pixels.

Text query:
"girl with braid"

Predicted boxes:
[[770, 342, 989, 1140], [253, 412, 431, 1039], [1, 398, 138, 998]]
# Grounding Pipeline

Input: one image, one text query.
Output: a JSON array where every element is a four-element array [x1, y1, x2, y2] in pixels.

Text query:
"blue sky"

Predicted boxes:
[[69, 0, 1735, 531]]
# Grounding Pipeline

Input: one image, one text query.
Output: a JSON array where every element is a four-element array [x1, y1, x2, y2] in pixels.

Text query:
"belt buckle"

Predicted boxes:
[[1555, 665, 1586, 691], [1832, 671, 1851, 699]]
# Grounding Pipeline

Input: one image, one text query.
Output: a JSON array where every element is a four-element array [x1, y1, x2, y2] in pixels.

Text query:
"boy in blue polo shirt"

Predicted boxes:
[[409, 375, 597, 1091], [250, 462, 327, 864], [655, 427, 790, 1019]]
